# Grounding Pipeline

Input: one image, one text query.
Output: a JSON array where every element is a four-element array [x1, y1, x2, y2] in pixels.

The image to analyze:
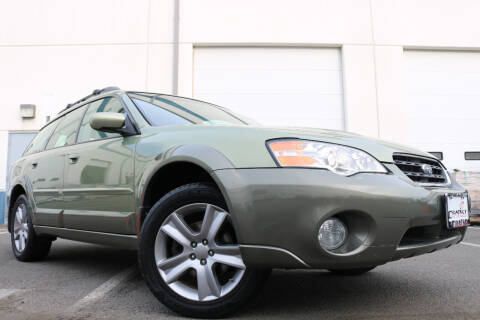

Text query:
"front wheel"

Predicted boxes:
[[138, 183, 270, 318]]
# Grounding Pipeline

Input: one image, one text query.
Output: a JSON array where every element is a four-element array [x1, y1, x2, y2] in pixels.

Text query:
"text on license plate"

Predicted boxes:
[[445, 193, 470, 229]]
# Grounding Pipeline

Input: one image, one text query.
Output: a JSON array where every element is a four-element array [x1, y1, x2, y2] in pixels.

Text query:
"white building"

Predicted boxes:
[[1, 0, 480, 221]]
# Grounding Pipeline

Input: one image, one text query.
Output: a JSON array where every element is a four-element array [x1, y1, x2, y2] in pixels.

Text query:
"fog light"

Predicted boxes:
[[318, 218, 348, 250]]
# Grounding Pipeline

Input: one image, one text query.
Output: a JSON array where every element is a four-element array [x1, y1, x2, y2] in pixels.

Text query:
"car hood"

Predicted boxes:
[[254, 126, 434, 163], [141, 124, 436, 168]]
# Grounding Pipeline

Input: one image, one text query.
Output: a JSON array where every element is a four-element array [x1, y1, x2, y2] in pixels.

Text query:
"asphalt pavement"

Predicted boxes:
[[0, 225, 479, 320]]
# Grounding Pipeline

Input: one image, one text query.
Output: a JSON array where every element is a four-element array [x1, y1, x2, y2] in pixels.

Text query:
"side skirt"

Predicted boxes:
[[34, 226, 138, 250]]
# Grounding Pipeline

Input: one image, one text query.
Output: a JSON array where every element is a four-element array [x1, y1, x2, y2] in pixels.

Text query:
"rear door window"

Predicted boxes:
[[45, 105, 87, 150], [24, 120, 59, 155]]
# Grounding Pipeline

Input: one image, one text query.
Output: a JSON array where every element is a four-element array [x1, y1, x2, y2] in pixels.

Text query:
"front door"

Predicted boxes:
[[62, 97, 136, 235]]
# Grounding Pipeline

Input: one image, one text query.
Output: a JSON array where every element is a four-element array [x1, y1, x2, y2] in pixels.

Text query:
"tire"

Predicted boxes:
[[138, 183, 270, 318], [10, 195, 52, 262], [328, 266, 376, 276]]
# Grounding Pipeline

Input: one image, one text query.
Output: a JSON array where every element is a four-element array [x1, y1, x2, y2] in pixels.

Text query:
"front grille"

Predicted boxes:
[[393, 154, 449, 185]]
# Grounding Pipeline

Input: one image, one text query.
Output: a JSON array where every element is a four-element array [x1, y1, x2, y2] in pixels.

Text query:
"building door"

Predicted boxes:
[[404, 50, 480, 171], [193, 47, 345, 130], [6, 132, 37, 179]]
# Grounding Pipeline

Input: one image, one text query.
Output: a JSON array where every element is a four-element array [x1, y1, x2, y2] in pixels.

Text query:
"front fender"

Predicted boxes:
[[136, 144, 235, 211]]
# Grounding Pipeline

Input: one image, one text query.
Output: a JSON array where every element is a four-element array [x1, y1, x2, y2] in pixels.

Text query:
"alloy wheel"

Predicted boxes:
[[154, 203, 245, 302], [13, 204, 29, 252]]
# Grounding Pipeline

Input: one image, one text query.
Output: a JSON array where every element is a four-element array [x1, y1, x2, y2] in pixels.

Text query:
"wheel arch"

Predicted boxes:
[[8, 184, 27, 232], [137, 145, 236, 235]]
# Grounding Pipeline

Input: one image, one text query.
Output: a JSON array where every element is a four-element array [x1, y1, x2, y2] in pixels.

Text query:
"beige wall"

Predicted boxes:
[[0, 0, 175, 131], [1, 0, 480, 187], [177, 0, 480, 142]]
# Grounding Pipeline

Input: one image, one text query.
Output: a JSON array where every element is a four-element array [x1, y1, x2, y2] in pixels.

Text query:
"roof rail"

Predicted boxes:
[[58, 86, 120, 114]]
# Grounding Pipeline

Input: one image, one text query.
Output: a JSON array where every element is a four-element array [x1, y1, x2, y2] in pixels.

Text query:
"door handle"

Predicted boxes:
[[31, 162, 38, 169], [68, 154, 79, 164]]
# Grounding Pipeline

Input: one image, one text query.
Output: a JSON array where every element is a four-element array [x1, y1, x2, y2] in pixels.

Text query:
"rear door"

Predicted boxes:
[[23, 120, 59, 226], [27, 106, 86, 227], [62, 97, 136, 234]]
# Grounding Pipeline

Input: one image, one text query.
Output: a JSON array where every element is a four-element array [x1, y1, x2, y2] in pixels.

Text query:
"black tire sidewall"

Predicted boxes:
[[138, 183, 268, 318]]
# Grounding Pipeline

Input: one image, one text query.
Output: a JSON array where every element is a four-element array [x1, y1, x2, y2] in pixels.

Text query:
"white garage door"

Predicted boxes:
[[193, 47, 344, 130], [405, 50, 480, 171]]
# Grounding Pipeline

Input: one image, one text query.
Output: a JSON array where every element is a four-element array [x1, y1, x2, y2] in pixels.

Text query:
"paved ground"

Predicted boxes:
[[0, 226, 479, 320]]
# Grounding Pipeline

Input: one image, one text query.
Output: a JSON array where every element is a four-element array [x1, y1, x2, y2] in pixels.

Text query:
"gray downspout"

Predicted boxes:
[[172, 0, 180, 95]]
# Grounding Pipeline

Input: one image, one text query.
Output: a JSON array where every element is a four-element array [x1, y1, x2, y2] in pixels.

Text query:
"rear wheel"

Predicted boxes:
[[328, 267, 376, 276], [138, 183, 269, 318], [10, 195, 52, 261]]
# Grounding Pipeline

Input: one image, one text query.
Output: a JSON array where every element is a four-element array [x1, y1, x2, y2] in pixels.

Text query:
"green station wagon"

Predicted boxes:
[[7, 87, 471, 317]]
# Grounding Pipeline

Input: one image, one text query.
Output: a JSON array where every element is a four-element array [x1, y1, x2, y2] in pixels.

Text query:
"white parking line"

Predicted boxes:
[[468, 226, 480, 231], [0, 289, 20, 300], [68, 266, 135, 313], [0, 231, 9, 235], [461, 242, 480, 248]]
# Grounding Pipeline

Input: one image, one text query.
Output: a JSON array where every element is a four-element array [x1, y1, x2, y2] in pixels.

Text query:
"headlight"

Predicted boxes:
[[267, 139, 387, 176]]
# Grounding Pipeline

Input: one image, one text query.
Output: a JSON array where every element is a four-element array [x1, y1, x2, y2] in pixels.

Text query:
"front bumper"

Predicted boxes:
[[213, 164, 467, 269]]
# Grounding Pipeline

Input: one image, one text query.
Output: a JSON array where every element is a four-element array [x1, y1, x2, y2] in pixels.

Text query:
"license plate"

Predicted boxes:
[[445, 193, 470, 229]]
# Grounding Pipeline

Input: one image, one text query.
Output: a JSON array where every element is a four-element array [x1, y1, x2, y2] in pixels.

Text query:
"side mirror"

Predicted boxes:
[[89, 112, 138, 136], [90, 112, 125, 131]]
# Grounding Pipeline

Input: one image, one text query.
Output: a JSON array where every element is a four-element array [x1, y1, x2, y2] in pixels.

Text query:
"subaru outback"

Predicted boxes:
[[7, 87, 471, 318]]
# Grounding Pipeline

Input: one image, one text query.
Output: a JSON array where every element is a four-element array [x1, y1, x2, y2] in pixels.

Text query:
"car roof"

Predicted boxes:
[[42, 88, 232, 132], [40, 87, 126, 131]]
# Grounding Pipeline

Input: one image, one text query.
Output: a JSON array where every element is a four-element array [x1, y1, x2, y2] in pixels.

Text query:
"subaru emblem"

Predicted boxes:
[[421, 164, 433, 175]]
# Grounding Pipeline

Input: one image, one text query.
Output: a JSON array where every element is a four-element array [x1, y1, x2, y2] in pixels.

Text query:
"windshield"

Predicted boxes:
[[128, 92, 253, 126]]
